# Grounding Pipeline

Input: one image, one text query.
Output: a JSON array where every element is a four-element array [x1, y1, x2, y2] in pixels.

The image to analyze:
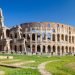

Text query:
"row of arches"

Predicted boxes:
[[31, 33, 75, 43], [10, 32, 75, 44], [14, 45, 22, 52], [10, 45, 75, 55], [32, 45, 75, 55]]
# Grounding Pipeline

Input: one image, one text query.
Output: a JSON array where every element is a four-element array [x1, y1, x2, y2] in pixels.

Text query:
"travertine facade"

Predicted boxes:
[[0, 8, 75, 56]]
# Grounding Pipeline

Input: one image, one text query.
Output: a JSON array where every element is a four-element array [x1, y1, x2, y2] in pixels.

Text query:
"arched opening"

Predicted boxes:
[[65, 46, 68, 53], [69, 36, 71, 43], [19, 45, 22, 52], [72, 36, 74, 43], [65, 35, 68, 41], [14, 45, 17, 52], [43, 46, 45, 53], [57, 34, 60, 41], [27, 34, 30, 40], [37, 33, 40, 41], [52, 34, 55, 41], [72, 47, 74, 53], [47, 33, 51, 40], [57, 46, 60, 55], [53, 46, 55, 53], [37, 45, 40, 52], [48, 45, 51, 53], [32, 34, 35, 41], [69, 47, 71, 54], [32, 45, 35, 53], [62, 25, 64, 28], [0, 45, 2, 51], [23, 34, 25, 38], [61, 34, 64, 41], [6, 29, 10, 37], [42, 33, 46, 40], [15, 33, 17, 38]]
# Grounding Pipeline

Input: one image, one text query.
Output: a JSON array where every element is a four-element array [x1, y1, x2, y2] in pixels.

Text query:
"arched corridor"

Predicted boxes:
[[37, 45, 41, 52], [14, 45, 17, 52], [47, 45, 51, 53], [32, 45, 35, 53]]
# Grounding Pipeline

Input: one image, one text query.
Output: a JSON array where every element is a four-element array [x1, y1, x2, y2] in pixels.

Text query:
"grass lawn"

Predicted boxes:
[[0, 54, 75, 75], [46, 56, 75, 75]]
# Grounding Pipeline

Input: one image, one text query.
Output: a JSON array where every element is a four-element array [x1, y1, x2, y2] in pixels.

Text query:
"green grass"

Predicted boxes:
[[0, 54, 75, 75], [46, 56, 75, 75]]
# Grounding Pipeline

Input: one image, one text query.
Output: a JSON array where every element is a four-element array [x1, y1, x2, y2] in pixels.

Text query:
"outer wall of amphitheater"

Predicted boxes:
[[9, 22, 75, 56], [0, 8, 75, 56]]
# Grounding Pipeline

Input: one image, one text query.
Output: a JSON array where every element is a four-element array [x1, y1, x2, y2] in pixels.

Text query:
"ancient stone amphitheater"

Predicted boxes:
[[0, 8, 75, 56]]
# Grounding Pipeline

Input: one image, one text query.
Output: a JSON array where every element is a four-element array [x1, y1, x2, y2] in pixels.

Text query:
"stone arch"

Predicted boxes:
[[52, 34, 55, 41], [15, 33, 17, 38], [65, 35, 68, 41], [14, 45, 17, 52], [6, 29, 10, 37], [69, 36, 71, 43], [23, 34, 25, 38], [72, 36, 74, 43], [43, 45, 45, 53], [47, 45, 51, 53], [19, 45, 22, 52], [0, 45, 2, 51], [57, 46, 60, 55], [27, 34, 30, 40], [32, 45, 35, 53], [61, 34, 64, 40], [53, 45, 55, 53], [37, 45, 40, 52], [72, 47, 74, 53], [32, 34, 35, 41], [57, 34, 60, 41], [65, 46, 68, 53], [69, 47, 71, 54]]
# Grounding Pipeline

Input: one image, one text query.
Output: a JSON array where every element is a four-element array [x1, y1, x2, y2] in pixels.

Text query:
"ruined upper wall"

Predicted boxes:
[[10, 22, 75, 32]]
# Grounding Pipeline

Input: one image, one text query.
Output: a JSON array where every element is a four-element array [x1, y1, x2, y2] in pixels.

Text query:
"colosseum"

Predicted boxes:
[[0, 8, 75, 56]]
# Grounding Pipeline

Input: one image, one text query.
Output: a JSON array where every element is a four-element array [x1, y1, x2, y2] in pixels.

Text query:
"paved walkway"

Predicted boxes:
[[38, 60, 60, 75]]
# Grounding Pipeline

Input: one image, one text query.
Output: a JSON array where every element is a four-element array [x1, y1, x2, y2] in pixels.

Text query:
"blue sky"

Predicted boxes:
[[0, 0, 75, 27]]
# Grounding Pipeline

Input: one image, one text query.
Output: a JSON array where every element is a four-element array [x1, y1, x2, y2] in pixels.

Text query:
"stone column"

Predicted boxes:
[[6, 40, 11, 54], [30, 44, 32, 54], [51, 46, 53, 56], [64, 46, 66, 56], [59, 46, 62, 56], [46, 27, 47, 41], [17, 26, 22, 39], [40, 27, 42, 42], [23, 39, 26, 53], [35, 44, 37, 54], [2, 27, 7, 39], [25, 28, 27, 40]]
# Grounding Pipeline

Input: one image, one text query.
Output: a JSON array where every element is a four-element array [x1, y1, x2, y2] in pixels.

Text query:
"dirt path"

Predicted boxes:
[[0, 71, 5, 75], [38, 60, 60, 75], [0, 60, 35, 68], [10, 61, 35, 66]]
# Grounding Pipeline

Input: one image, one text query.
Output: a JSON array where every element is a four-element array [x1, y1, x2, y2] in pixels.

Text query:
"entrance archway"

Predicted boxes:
[[48, 45, 51, 53], [43, 45, 45, 53], [37, 45, 40, 52], [32, 45, 35, 53]]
